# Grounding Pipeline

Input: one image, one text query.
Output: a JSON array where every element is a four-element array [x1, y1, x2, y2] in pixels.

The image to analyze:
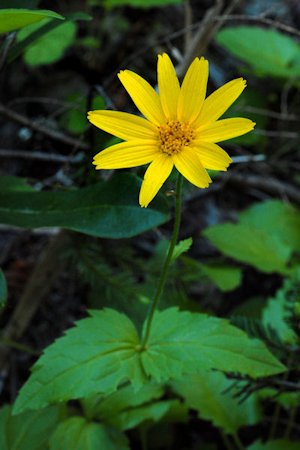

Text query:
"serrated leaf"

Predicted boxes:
[[262, 281, 298, 344], [0, 173, 169, 238], [0, 404, 61, 450], [88, 383, 164, 419], [49, 417, 129, 450], [247, 439, 300, 450], [216, 26, 300, 78], [0, 8, 64, 33], [110, 400, 179, 430], [17, 19, 76, 66], [141, 308, 285, 381], [88, 383, 172, 430], [173, 372, 261, 434], [171, 237, 193, 263], [0, 269, 7, 307], [13, 309, 146, 414]]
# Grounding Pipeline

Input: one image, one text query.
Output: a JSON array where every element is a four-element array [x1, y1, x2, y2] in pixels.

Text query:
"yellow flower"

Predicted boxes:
[[88, 54, 255, 207]]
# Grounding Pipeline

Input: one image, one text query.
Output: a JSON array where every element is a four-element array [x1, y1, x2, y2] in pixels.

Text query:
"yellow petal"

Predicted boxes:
[[139, 154, 173, 207], [193, 141, 232, 170], [93, 140, 159, 169], [157, 53, 180, 120], [195, 78, 246, 128], [118, 70, 166, 126], [172, 147, 211, 188], [198, 118, 255, 143], [177, 57, 208, 123], [88, 110, 157, 141]]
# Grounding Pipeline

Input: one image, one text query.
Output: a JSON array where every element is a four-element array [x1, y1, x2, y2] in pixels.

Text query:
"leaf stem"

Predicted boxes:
[[141, 172, 183, 348]]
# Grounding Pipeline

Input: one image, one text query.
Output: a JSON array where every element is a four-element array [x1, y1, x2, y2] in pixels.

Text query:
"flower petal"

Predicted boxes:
[[93, 140, 159, 169], [118, 70, 166, 126], [177, 57, 208, 124], [173, 147, 211, 188], [88, 110, 158, 141], [157, 53, 180, 120], [139, 154, 173, 207], [198, 118, 255, 143], [195, 78, 246, 128], [193, 141, 232, 170]]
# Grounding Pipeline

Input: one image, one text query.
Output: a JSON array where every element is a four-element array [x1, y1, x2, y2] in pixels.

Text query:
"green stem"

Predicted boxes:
[[141, 173, 183, 348]]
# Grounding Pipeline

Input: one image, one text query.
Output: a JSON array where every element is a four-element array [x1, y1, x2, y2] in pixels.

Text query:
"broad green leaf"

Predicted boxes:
[[0, 8, 64, 33], [216, 26, 300, 78], [0, 404, 61, 450], [240, 200, 300, 253], [0, 173, 169, 238], [87, 383, 164, 419], [141, 308, 285, 381], [171, 237, 193, 262], [110, 400, 180, 430], [204, 221, 292, 274], [17, 19, 76, 66], [200, 264, 242, 292], [87, 383, 174, 431], [204, 200, 300, 274], [173, 372, 261, 434], [247, 440, 300, 450], [49, 417, 129, 450], [103, 0, 182, 7], [13, 309, 146, 414], [0, 269, 7, 307]]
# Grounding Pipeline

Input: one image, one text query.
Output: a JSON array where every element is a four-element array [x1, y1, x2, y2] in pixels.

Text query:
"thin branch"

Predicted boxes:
[[221, 172, 300, 205], [214, 14, 300, 38], [0, 103, 89, 150], [0, 148, 83, 164]]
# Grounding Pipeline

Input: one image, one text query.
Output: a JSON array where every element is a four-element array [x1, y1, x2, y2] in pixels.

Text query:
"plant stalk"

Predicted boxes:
[[141, 173, 183, 348]]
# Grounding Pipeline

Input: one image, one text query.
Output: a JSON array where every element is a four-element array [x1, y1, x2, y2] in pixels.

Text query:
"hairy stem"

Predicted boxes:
[[141, 173, 183, 348]]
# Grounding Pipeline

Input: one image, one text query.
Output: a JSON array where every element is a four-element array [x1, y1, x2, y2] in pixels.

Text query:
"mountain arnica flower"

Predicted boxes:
[[88, 54, 255, 207]]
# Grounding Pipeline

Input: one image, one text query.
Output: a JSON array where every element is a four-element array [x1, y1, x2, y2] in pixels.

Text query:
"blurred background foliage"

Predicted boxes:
[[0, 0, 300, 449]]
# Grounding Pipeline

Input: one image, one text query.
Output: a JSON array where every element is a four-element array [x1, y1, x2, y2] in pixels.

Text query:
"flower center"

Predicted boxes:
[[158, 121, 195, 155]]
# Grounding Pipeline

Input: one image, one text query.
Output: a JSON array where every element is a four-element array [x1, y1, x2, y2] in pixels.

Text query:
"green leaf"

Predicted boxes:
[[0, 8, 64, 33], [239, 200, 300, 253], [173, 372, 261, 434], [0, 173, 169, 238], [49, 417, 129, 450], [247, 440, 300, 450], [204, 223, 291, 274], [13, 309, 146, 414], [0, 269, 7, 307], [216, 26, 300, 78], [0, 404, 61, 450], [0, 176, 35, 192], [171, 237, 193, 262], [203, 200, 300, 274], [262, 279, 298, 344], [17, 19, 76, 66], [87, 383, 164, 419], [87, 383, 175, 430], [141, 308, 285, 381], [200, 264, 242, 292]]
